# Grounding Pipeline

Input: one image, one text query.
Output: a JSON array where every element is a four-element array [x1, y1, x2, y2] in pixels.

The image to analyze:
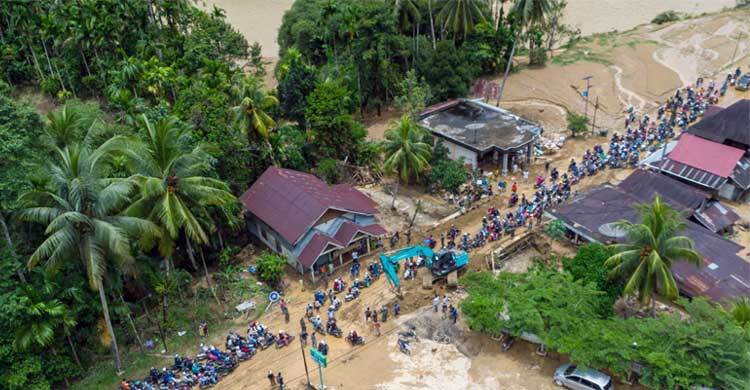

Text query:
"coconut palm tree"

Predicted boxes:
[[605, 196, 702, 314], [18, 142, 160, 373], [120, 114, 236, 303], [231, 75, 279, 150], [45, 104, 82, 149], [383, 115, 432, 184], [497, 0, 554, 103], [437, 0, 487, 41]]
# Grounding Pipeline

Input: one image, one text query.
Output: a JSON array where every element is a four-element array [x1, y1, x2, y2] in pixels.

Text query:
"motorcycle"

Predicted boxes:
[[327, 323, 343, 338], [258, 333, 276, 350], [276, 334, 295, 349], [345, 288, 360, 301], [346, 334, 365, 346]]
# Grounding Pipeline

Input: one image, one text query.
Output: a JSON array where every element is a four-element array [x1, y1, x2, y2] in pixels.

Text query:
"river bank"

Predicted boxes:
[[203, 0, 740, 58]]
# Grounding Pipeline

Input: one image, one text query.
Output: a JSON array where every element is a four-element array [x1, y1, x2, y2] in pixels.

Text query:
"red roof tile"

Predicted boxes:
[[333, 221, 359, 246], [297, 233, 342, 269], [240, 168, 378, 244], [360, 224, 388, 236], [669, 134, 744, 177]]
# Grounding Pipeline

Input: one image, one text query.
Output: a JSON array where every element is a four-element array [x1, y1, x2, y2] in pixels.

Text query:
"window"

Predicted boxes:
[[275, 238, 282, 253], [261, 228, 268, 240], [579, 378, 597, 390]]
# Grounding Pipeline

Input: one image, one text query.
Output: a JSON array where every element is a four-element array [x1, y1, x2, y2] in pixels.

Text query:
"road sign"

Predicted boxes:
[[310, 348, 327, 367], [268, 291, 280, 302]]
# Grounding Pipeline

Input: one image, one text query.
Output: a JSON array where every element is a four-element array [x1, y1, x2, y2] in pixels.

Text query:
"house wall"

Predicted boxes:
[[245, 214, 297, 267], [438, 136, 478, 168]]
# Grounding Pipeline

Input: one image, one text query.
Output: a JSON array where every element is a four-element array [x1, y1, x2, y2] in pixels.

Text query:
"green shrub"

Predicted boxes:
[[567, 111, 589, 137], [562, 243, 623, 317], [430, 159, 469, 193], [543, 218, 566, 240], [316, 158, 341, 183], [652, 11, 680, 24], [255, 251, 286, 285]]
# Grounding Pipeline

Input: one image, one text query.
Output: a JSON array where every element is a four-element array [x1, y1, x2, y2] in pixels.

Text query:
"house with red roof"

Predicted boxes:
[[239, 167, 387, 280], [646, 99, 750, 200]]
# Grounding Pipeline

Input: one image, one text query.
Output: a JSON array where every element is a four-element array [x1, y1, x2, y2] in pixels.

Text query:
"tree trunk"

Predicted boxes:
[[66, 333, 83, 370], [119, 292, 144, 353], [0, 212, 26, 283], [25, 39, 46, 82], [79, 47, 92, 77], [408, 200, 422, 231], [97, 281, 123, 373], [185, 235, 199, 271], [428, 0, 436, 49], [199, 245, 222, 307], [40, 39, 66, 93], [216, 221, 225, 252], [496, 35, 518, 105]]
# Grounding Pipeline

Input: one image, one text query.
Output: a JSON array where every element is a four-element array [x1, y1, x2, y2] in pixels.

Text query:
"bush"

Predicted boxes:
[[430, 159, 469, 193], [567, 111, 589, 137], [316, 158, 341, 184], [652, 11, 680, 24], [543, 218, 566, 240], [255, 251, 286, 285], [562, 243, 623, 317]]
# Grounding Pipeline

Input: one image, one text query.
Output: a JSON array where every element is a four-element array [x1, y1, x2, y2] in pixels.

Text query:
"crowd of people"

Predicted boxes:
[[436, 73, 736, 254]]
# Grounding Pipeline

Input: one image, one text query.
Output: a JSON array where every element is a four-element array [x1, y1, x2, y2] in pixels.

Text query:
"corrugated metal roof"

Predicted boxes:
[[660, 159, 727, 189], [547, 183, 750, 302], [619, 170, 708, 211], [669, 134, 744, 177], [297, 232, 342, 269], [239, 167, 379, 244], [694, 201, 740, 233], [688, 99, 750, 147]]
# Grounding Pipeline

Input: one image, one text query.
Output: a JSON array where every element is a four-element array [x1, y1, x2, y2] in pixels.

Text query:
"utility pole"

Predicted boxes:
[[582, 76, 593, 119], [591, 96, 599, 136], [300, 338, 312, 389]]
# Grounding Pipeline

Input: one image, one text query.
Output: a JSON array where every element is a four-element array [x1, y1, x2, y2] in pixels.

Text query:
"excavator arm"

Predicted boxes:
[[379, 246, 435, 290]]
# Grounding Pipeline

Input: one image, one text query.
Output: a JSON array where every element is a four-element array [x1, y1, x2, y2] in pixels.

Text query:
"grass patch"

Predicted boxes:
[[552, 46, 610, 66]]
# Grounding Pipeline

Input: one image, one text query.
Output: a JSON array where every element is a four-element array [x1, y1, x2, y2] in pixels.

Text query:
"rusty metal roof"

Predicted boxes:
[[239, 167, 379, 245]]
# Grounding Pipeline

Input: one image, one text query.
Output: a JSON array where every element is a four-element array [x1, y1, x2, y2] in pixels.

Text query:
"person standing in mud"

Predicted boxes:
[[380, 305, 389, 322], [450, 305, 458, 324], [440, 232, 446, 248], [311, 332, 317, 349], [394, 302, 401, 317], [432, 295, 440, 313], [365, 307, 372, 322], [267, 370, 276, 387]]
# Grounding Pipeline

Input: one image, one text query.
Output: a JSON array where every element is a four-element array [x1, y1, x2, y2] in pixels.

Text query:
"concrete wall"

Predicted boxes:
[[245, 214, 297, 266], [440, 136, 478, 168]]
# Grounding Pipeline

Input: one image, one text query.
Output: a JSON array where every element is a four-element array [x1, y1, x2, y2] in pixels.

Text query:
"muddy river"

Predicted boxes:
[[202, 0, 738, 57]]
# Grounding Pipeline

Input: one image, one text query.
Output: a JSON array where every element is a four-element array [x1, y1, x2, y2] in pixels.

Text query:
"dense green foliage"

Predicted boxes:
[[461, 268, 750, 389], [562, 243, 623, 317], [430, 159, 469, 193], [255, 251, 286, 285]]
